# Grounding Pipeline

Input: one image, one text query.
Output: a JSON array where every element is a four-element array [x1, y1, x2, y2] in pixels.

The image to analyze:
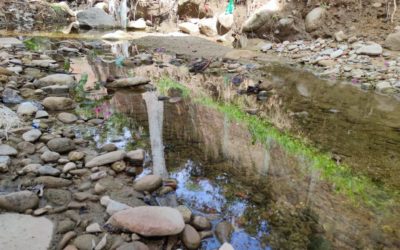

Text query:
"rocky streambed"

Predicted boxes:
[[1, 33, 400, 250]]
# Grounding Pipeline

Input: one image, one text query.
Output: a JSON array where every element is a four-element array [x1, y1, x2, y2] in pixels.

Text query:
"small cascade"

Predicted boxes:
[[143, 91, 168, 178], [120, 0, 128, 29]]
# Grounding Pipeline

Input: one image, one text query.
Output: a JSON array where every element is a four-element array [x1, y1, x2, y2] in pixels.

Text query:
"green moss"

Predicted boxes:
[[157, 77, 190, 97]]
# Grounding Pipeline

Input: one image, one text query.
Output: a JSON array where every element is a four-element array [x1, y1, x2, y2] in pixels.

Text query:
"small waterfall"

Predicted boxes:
[[120, 0, 128, 29], [143, 91, 168, 178]]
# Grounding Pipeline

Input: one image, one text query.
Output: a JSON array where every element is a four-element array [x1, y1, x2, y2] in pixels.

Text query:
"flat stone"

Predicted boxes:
[[36, 74, 75, 88], [107, 206, 185, 236], [0, 191, 39, 212], [90, 171, 107, 181], [0, 37, 22, 46], [34, 176, 72, 188], [106, 77, 150, 89], [0, 213, 53, 250], [85, 150, 126, 168], [44, 189, 71, 206]]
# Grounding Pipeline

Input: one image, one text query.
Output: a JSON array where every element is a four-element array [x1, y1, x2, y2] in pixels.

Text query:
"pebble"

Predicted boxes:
[[90, 170, 107, 181]]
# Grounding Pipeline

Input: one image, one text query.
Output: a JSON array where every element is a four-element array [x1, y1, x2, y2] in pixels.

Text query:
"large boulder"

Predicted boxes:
[[77, 8, 118, 29], [85, 150, 126, 168], [0, 213, 53, 250], [42, 97, 74, 111], [217, 14, 234, 35], [36, 74, 75, 88], [242, 8, 274, 32], [0, 191, 39, 212], [107, 206, 185, 236], [384, 32, 400, 51], [305, 7, 327, 32]]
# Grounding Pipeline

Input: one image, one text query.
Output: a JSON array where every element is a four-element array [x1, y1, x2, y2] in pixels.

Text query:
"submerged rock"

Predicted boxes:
[[0, 191, 39, 212], [107, 206, 185, 236], [215, 221, 234, 243], [191, 215, 211, 230]]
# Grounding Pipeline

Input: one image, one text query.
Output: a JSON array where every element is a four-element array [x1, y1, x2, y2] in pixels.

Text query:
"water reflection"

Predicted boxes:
[[70, 40, 400, 249]]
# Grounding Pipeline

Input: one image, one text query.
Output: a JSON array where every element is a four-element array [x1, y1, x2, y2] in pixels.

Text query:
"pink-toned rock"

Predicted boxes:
[[108, 206, 185, 236]]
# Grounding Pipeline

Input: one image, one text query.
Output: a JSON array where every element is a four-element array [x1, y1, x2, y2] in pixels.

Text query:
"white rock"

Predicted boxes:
[[128, 18, 147, 30]]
